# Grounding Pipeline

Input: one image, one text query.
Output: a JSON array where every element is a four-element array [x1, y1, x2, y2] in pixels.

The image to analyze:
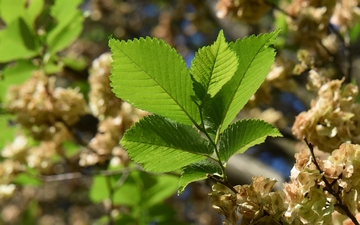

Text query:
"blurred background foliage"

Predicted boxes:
[[1, 0, 360, 224]]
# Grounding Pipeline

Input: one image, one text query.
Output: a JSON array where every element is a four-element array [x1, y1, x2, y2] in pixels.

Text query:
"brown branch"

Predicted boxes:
[[303, 138, 359, 225]]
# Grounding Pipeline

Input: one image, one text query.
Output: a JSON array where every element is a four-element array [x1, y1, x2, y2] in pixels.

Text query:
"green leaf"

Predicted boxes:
[[0, 114, 16, 149], [178, 159, 221, 194], [25, 0, 44, 29], [0, 17, 39, 62], [50, 0, 82, 20], [350, 22, 360, 44], [109, 37, 200, 125], [0, 60, 37, 101], [46, 0, 84, 54], [62, 141, 80, 158], [121, 115, 212, 173], [14, 168, 42, 187], [219, 119, 282, 162], [89, 175, 110, 203], [190, 30, 238, 100], [204, 30, 280, 133], [0, 0, 26, 25], [140, 174, 178, 207], [112, 171, 178, 207]]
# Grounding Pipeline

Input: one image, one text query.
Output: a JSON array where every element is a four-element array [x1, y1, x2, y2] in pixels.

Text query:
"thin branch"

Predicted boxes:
[[303, 138, 359, 225], [207, 173, 238, 194]]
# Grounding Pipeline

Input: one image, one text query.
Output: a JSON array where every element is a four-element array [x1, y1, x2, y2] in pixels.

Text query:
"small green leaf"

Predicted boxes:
[[0, 114, 16, 149], [138, 173, 178, 207], [25, 0, 44, 29], [46, 0, 84, 54], [219, 119, 282, 162], [204, 30, 280, 133], [89, 175, 110, 203], [121, 115, 212, 173], [113, 171, 178, 208], [0, 18, 39, 62], [0, 60, 37, 101], [62, 141, 80, 158], [14, 168, 42, 187], [50, 0, 82, 20], [178, 159, 221, 194], [46, 13, 84, 54], [190, 30, 238, 100], [109, 37, 200, 125], [350, 22, 360, 44], [0, 0, 26, 25]]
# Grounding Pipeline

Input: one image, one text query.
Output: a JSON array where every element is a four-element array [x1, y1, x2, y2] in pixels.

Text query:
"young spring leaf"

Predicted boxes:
[[112, 171, 178, 208], [120, 115, 213, 173], [0, 0, 26, 25], [219, 119, 282, 162], [204, 30, 280, 133], [190, 30, 238, 101], [109, 37, 200, 125], [0, 18, 39, 62], [46, 0, 84, 54], [178, 159, 222, 194]]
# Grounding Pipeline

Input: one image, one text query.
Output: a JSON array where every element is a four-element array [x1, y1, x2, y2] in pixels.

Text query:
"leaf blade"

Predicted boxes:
[[121, 115, 213, 173], [178, 159, 221, 194], [190, 30, 238, 100], [219, 119, 282, 162], [204, 30, 280, 133], [109, 37, 200, 125]]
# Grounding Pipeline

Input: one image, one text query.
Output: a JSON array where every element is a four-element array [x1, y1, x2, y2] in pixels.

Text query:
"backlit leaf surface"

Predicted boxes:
[[204, 30, 280, 133], [219, 119, 282, 162], [121, 115, 213, 172], [190, 30, 238, 100], [110, 37, 199, 125]]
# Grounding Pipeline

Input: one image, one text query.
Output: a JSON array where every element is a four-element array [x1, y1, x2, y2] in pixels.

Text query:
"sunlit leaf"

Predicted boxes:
[[190, 30, 238, 101], [121, 115, 213, 173], [109, 37, 200, 125], [178, 159, 221, 194], [219, 119, 282, 162], [204, 30, 280, 133]]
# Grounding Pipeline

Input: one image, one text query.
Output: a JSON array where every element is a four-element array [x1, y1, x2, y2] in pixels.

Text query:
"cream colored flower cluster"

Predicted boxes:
[[88, 52, 122, 121], [216, 0, 271, 23], [6, 71, 87, 129], [80, 53, 147, 167], [3, 71, 86, 174], [210, 143, 360, 224], [331, 0, 360, 31], [292, 78, 360, 152], [1, 52, 147, 198], [288, 0, 336, 47]]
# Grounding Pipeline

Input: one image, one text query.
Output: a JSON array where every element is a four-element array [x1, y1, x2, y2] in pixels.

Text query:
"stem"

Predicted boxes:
[[303, 138, 359, 225], [207, 174, 238, 194], [193, 102, 232, 189], [105, 176, 115, 225]]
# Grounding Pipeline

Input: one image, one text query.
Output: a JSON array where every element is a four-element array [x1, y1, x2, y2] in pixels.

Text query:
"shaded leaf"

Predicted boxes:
[[0, 114, 16, 149], [121, 115, 212, 173], [204, 30, 280, 133], [178, 159, 221, 194], [0, 60, 37, 101], [0, 18, 39, 62], [25, 0, 44, 28], [190, 30, 238, 100], [112, 171, 178, 207], [219, 119, 282, 162], [0, 0, 26, 25], [109, 37, 199, 125], [46, 0, 84, 54], [89, 176, 110, 203]]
